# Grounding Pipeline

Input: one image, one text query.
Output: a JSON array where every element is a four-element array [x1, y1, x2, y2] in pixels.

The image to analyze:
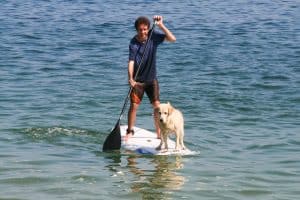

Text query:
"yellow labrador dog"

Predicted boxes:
[[156, 102, 185, 151]]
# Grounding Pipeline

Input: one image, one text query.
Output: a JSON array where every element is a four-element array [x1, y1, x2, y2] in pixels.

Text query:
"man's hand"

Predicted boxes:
[[129, 79, 136, 88], [153, 15, 176, 42], [153, 15, 163, 27]]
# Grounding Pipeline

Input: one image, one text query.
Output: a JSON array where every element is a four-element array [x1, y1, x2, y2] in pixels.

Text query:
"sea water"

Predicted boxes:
[[0, 0, 299, 199]]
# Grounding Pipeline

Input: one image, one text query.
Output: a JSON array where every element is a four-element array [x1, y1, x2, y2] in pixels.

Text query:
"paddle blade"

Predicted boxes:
[[102, 121, 121, 151]]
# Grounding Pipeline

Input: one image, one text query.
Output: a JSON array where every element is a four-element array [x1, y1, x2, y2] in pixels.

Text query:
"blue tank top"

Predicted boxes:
[[129, 30, 165, 82]]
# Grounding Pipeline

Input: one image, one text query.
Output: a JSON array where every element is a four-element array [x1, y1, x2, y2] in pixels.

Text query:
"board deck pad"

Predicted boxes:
[[121, 125, 197, 155]]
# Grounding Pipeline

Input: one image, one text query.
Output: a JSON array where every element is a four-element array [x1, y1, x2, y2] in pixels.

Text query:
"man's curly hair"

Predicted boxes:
[[134, 16, 150, 30]]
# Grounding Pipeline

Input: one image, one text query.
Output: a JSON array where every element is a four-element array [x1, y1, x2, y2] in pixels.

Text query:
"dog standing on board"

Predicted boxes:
[[156, 102, 185, 151]]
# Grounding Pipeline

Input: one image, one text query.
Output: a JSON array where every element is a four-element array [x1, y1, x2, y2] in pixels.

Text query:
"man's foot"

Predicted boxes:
[[156, 133, 161, 139], [124, 129, 134, 141]]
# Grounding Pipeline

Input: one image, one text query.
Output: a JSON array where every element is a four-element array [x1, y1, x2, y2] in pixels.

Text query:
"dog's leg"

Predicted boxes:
[[156, 138, 163, 151], [180, 127, 185, 150], [157, 133, 168, 153], [175, 127, 185, 151], [175, 131, 180, 151], [163, 134, 169, 151], [179, 126, 185, 150]]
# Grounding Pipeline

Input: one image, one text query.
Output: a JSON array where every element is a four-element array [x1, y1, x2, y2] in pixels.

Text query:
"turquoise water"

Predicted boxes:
[[1, 0, 299, 199]]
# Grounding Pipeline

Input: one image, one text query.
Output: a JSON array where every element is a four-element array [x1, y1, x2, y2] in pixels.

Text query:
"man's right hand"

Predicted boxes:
[[129, 79, 136, 87]]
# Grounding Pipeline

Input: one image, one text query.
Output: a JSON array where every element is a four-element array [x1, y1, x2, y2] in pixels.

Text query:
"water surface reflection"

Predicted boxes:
[[104, 152, 186, 199], [126, 154, 185, 199]]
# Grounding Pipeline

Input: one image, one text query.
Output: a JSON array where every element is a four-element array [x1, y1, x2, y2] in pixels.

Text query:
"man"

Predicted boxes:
[[125, 15, 176, 140]]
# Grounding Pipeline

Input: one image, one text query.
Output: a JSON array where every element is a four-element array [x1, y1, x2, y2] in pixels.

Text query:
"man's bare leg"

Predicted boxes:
[[125, 102, 139, 140]]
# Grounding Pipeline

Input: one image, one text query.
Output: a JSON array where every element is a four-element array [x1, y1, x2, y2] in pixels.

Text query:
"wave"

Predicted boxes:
[[16, 126, 106, 150]]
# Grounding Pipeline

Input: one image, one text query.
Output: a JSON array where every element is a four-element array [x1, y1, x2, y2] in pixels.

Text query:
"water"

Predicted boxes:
[[1, 0, 299, 199]]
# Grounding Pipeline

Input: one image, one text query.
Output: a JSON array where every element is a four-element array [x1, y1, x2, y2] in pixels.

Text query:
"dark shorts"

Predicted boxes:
[[130, 79, 160, 104]]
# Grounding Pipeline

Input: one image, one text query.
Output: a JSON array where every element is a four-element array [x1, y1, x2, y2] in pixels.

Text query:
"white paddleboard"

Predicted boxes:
[[121, 125, 197, 155]]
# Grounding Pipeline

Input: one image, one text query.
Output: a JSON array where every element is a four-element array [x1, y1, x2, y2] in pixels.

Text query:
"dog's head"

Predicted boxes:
[[158, 102, 174, 124]]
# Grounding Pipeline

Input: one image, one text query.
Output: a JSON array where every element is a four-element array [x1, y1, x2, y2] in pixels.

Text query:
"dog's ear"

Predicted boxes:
[[168, 103, 174, 115]]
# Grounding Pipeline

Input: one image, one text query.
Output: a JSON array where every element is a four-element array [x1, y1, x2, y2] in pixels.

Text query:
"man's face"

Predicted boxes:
[[137, 24, 149, 41]]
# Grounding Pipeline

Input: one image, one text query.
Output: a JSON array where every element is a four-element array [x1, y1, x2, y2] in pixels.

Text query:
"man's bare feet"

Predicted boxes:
[[124, 129, 134, 141], [124, 133, 133, 141]]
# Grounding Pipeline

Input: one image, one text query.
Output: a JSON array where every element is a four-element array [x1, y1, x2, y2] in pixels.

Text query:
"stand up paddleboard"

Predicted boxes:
[[121, 125, 197, 155]]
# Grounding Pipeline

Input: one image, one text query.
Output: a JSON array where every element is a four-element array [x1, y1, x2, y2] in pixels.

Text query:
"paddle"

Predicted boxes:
[[102, 21, 157, 151]]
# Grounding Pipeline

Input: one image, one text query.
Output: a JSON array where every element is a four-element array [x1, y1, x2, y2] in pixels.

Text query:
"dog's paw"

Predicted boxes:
[[155, 146, 162, 151], [160, 149, 168, 153], [174, 147, 185, 152], [175, 148, 184, 152]]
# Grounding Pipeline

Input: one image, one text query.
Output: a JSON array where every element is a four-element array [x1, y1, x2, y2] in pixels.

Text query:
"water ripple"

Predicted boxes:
[[1, 0, 300, 199]]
